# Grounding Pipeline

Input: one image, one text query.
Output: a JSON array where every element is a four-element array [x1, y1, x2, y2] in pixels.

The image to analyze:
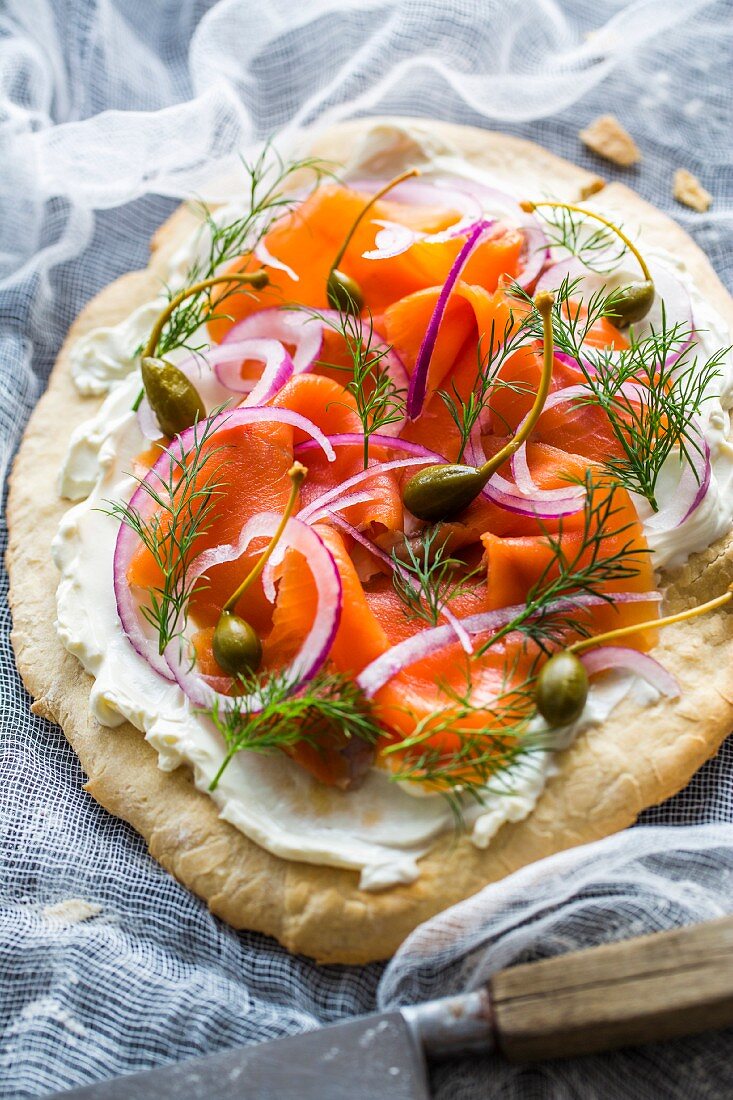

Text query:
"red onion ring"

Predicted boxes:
[[300, 490, 378, 527], [356, 590, 660, 698], [295, 432, 443, 461], [296, 455, 435, 524], [426, 179, 549, 290], [362, 219, 422, 260], [351, 177, 483, 261], [113, 497, 175, 682], [295, 432, 583, 519], [212, 338, 294, 406], [163, 513, 343, 712], [136, 396, 163, 442], [222, 308, 323, 375], [463, 423, 485, 468], [407, 219, 493, 420], [579, 646, 680, 697], [484, 472, 585, 519], [645, 421, 711, 532], [327, 511, 473, 654]]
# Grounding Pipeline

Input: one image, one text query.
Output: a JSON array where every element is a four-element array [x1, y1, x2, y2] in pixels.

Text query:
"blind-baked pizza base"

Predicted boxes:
[[8, 119, 733, 964]]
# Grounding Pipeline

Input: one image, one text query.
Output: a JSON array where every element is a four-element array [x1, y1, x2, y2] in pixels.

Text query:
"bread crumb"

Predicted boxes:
[[578, 177, 606, 200], [43, 899, 102, 925], [673, 168, 712, 212], [579, 115, 641, 167]]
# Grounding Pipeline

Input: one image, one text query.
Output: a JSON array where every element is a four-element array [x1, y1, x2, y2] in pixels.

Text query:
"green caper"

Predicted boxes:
[[609, 279, 655, 327], [141, 356, 206, 438], [326, 269, 364, 314], [535, 651, 589, 728], [402, 464, 488, 523], [212, 611, 263, 677]]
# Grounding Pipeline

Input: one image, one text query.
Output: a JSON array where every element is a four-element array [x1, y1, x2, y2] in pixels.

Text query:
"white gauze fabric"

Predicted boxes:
[[0, 1, 731, 1097]]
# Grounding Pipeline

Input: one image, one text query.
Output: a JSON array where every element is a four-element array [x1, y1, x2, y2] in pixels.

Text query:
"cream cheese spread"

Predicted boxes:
[[54, 121, 733, 890]]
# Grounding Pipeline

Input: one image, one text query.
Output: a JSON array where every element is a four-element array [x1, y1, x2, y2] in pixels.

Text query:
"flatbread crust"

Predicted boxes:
[[8, 118, 733, 964]]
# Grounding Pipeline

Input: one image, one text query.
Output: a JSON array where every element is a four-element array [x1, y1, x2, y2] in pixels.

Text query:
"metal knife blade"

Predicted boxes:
[[55, 1011, 431, 1100]]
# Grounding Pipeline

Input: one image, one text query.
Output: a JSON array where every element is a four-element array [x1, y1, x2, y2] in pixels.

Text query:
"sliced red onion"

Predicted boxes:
[[254, 236, 299, 282], [301, 490, 378, 527], [407, 219, 493, 420], [163, 514, 342, 712], [516, 217, 551, 292], [579, 646, 680, 697], [484, 472, 585, 519], [352, 177, 483, 261], [113, 497, 175, 682], [295, 432, 443, 461], [356, 590, 660, 698], [222, 308, 323, 375], [426, 179, 549, 290], [463, 423, 485, 468], [645, 423, 711, 532], [297, 455, 434, 524], [362, 219, 421, 260], [196, 405, 336, 460], [295, 430, 582, 519], [212, 338, 294, 406], [327, 512, 473, 655]]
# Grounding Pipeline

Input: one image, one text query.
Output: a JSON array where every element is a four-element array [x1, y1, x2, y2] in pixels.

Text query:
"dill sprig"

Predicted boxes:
[[511, 273, 625, 349], [514, 276, 726, 510], [383, 657, 544, 823], [316, 298, 407, 468], [102, 413, 229, 654], [391, 527, 481, 627], [476, 472, 648, 658], [437, 313, 535, 461], [205, 667, 382, 789], [155, 144, 332, 360], [532, 202, 626, 273], [574, 319, 725, 510]]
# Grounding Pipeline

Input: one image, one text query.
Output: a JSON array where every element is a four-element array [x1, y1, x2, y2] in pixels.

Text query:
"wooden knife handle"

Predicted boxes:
[[489, 913, 733, 1061]]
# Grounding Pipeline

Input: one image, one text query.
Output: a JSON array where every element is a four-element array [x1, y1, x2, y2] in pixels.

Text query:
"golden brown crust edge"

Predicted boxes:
[[7, 118, 733, 965]]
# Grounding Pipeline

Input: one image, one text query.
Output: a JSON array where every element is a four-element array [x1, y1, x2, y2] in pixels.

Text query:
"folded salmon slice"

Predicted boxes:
[[207, 185, 523, 341], [270, 373, 404, 534], [127, 421, 294, 634]]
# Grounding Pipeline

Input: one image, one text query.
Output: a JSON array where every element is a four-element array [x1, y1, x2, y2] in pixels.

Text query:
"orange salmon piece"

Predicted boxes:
[[481, 483, 657, 649], [271, 373, 404, 534], [488, 344, 624, 463], [267, 525, 390, 787], [126, 421, 294, 633], [207, 185, 461, 342]]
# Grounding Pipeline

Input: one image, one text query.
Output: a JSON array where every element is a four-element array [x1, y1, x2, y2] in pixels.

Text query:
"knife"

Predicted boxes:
[[56, 913, 733, 1099]]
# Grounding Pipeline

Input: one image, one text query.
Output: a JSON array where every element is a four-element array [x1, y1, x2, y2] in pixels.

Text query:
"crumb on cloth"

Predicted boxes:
[[579, 115, 641, 167], [42, 898, 102, 925], [673, 168, 712, 212], [578, 176, 606, 200]]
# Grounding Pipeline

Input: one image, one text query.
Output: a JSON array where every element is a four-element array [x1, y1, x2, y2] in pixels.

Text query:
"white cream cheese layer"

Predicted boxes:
[[56, 121, 733, 889]]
